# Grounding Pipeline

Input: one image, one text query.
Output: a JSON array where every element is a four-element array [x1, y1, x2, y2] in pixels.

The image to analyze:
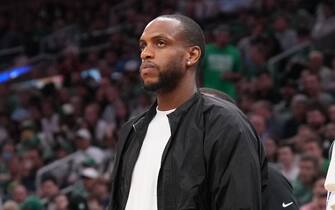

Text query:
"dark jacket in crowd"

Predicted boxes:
[[108, 92, 267, 210]]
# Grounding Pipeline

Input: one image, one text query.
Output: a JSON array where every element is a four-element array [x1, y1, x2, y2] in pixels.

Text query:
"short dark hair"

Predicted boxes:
[[157, 14, 206, 63]]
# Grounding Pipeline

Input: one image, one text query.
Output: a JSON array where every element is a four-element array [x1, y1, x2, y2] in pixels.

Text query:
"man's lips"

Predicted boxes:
[[140, 62, 158, 74]]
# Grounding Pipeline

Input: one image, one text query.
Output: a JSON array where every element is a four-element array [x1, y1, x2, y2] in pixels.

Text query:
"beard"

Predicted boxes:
[[142, 61, 184, 93]]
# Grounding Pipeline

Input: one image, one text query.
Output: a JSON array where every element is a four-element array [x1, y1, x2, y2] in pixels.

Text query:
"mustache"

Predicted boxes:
[[140, 61, 158, 70]]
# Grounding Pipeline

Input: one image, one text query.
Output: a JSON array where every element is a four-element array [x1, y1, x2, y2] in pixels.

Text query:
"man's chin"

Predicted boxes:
[[143, 82, 161, 92]]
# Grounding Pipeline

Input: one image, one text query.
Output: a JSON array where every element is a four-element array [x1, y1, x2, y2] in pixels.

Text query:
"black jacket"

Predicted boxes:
[[263, 165, 299, 210], [108, 92, 267, 210]]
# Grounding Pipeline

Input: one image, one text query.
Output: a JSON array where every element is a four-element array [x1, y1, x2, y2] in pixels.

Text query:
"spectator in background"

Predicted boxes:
[[305, 106, 327, 137], [83, 103, 108, 146], [273, 14, 297, 51], [251, 100, 283, 139], [307, 51, 332, 91], [72, 128, 105, 180], [293, 155, 321, 206], [301, 72, 334, 108], [263, 137, 277, 163], [92, 178, 110, 209], [53, 194, 70, 210], [38, 175, 60, 209], [2, 200, 19, 210], [282, 94, 309, 139], [0, 142, 16, 188], [101, 85, 120, 125], [71, 167, 99, 206], [202, 24, 242, 99], [41, 99, 60, 147], [101, 125, 117, 182], [10, 184, 28, 205], [253, 70, 282, 104], [303, 140, 329, 175], [276, 143, 299, 183], [312, 1, 335, 39], [300, 177, 327, 210], [249, 113, 269, 142], [21, 196, 44, 210]]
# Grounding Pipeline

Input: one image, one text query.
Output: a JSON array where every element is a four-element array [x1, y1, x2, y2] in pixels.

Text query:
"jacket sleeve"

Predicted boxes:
[[204, 111, 265, 210]]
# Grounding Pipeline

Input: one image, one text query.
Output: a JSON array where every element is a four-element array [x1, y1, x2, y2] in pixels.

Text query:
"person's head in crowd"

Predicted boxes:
[[306, 106, 327, 131], [8, 156, 22, 180], [254, 70, 275, 93], [249, 44, 268, 67], [302, 140, 326, 171], [81, 167, 99, 191], [301, 73, 322, 97], [292, 125, 317, 152], [248, 113, 266, 137], [84, 103, 101, 126], [1, 142, 16, 162], [273, 14, 289, 32], [54, 194, 70, 210], [92, 178, 109, 204], [75, 128, 92, 151], [237, 94, 256, 113], [263, 137, 277, 162], [290, 94, 309, 121], [277, 143, 296, 168], [87, 196, 103, 210], [311, 177, 327, 210], [23, 147, 44, 170], [301, 177, 327, 210], [21, 196, 44, 210], [308, 51, 325, 74], [11, 184, 28, 204], [40, 175, 60, 200], [213, 24, 231, 47], [251, 100, 273, 120], [2, 200, 19, 210], [298, 154, 320, 187], [324, 123, 335, 140]]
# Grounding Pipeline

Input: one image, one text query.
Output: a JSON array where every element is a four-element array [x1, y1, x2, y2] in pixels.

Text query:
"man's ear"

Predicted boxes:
[[186, 46, 201, 67]]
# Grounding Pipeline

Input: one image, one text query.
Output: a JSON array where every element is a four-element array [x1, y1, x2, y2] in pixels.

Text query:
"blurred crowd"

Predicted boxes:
[[0, 0, 335, 210]]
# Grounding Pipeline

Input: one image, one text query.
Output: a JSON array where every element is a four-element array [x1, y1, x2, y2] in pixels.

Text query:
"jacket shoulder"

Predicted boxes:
[[200, 93, 247, 122]]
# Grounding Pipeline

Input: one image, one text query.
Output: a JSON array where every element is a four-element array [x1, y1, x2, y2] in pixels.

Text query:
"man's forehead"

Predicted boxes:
[[140, 17, 183, 39]]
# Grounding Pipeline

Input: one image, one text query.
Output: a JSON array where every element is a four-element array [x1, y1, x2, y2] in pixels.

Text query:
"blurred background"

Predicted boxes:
[[0, 0, 334, 210]]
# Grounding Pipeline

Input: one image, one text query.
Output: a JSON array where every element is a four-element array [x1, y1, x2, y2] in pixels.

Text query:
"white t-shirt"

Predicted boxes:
[[125, 108, 175, 210]]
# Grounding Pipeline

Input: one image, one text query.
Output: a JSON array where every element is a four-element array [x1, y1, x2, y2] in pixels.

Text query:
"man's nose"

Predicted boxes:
[[140, 46, 154, 60]]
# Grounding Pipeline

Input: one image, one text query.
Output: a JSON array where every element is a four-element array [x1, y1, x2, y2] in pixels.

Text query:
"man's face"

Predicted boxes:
[[299, 160, 316, 185], [139, 18, 188, 93]]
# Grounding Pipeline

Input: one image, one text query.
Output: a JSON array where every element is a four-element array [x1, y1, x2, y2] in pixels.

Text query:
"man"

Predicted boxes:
[[202, 24, 242, 99], [108, 14, 267, 210]]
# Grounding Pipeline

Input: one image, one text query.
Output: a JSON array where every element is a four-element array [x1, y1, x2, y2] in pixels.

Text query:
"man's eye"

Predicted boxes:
[[157, 40, 166, 47], [139, 45, 145, 51]]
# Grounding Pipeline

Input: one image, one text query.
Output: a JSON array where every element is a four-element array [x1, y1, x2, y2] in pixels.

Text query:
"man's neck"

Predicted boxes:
[[156, 76, 197, 111]]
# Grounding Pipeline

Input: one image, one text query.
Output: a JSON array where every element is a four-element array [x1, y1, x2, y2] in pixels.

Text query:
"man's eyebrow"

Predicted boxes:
[[139, 34, 171, 43]]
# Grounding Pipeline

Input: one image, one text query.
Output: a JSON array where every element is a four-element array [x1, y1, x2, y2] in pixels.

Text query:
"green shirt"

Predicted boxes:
[[202, 43, 241, 99]]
